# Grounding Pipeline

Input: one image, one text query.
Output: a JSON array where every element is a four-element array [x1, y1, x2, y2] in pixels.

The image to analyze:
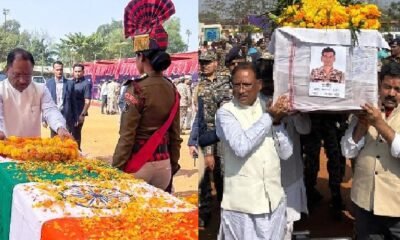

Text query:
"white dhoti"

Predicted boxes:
[[218, 199, 287, 240], [284, 179, 308, 240]]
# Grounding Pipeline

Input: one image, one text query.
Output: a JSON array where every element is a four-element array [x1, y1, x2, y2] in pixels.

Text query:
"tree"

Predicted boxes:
[[102, 28, 132, 59], [26, 31, 56, 66], [59, 32, 104, 62], [0, 19, 24, 64], [95, 20, 132, 59], [199, 12, 221, 23], [2, 19, 21, 34], [0, 28, 19, 64], [381, 2, 400, 32], [200, 0, 276, 23], [163, 17, 187, 53], [96, 19, 123, 37], [199, 0, 226, 22]]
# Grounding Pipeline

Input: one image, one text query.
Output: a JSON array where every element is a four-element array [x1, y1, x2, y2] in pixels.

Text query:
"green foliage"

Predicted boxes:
[[0, 16, 188, 68], [372, 2, 400, 32], [0, 29, 19, 63], [100, 26, 132, 59], [94, 20, 132, 59], [271, 0, 300, 16], [201, 0, 276, 23], [3, 19, 21, 34], [58, 32, 106, 63], [26, 32, 56, 65], [0, 20, 29, 64], [163, 17, 187, 53]]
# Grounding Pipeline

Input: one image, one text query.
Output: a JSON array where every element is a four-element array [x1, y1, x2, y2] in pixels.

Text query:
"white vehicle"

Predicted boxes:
[[32, 76, 46, 84]]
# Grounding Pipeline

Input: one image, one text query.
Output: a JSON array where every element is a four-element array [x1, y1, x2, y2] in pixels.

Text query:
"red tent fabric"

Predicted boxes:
[[83, 51, 198, 82]]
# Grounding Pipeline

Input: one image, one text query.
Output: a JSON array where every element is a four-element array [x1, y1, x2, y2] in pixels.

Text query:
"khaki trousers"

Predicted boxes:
[[133, 159, 171, 191]]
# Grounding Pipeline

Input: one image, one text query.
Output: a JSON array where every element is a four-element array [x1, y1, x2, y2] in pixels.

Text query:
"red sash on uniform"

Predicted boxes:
[[124, 90, 180, 173]]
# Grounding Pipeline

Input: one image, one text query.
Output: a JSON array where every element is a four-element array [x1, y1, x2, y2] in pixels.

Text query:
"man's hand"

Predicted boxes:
[[42, 122, 48, 128], [360, 103, 396, 145], [76, 115, 85, 126], [0, 131, 5, 140], [361, 103, 383, 127], [57, 127, 72, 139], [204, 154, 215, 170], [267, 95, 290, 124], [352, 112, 370, 144], [189, 146, 198, 158]]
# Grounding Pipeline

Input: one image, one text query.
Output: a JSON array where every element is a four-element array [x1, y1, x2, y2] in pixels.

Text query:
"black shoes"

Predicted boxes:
[[329, 188, 345, 221]]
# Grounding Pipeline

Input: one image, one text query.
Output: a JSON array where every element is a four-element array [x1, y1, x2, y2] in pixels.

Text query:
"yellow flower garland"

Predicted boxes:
[[1, 136, 199, 239], [275, 0, 381, 30], [0, 136, 79, 162]]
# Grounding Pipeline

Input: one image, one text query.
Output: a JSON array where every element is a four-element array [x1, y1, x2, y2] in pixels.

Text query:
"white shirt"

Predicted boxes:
[[0, 79, 66, 136], [216, 110, 292, 160], [100, 83, 108, 96], [55, 78, 64, 110], [341, 116, 400, 158]]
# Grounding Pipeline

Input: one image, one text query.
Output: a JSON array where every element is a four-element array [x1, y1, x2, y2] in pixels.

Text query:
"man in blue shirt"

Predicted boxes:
[[71, 63, 92, 150]]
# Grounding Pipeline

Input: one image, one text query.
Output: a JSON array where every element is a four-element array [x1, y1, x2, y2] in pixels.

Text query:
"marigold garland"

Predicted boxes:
[[1, 136, 198, 239], [0, 136, 79, 162], [30, 180, 198, 239], [271, 0, 381, 30]]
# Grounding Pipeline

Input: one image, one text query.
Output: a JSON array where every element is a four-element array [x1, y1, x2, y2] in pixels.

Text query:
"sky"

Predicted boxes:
[[1, 0, 199, 51]]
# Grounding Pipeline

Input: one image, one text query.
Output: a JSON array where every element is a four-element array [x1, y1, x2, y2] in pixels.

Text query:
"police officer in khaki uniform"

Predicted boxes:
[[113, 0, 181, 192]]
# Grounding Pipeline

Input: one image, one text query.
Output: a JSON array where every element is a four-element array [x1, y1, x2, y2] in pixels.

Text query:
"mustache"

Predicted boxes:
[[384, 96, 396, 102]]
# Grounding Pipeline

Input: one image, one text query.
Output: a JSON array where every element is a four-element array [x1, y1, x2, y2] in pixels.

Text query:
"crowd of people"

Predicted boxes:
[[1, 13, 400, 239], [100, 79, 121, 115], [0, 50, 93, 151], [174, 75, 194, 133], [191, 33, 400, 240]]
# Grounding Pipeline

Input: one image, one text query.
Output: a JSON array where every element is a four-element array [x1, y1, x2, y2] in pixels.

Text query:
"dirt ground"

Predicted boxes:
[[41, 103, 198, 196]]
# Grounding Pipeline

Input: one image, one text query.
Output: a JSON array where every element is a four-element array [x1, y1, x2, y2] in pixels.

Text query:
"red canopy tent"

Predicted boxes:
[[83, 51, 198, 83]]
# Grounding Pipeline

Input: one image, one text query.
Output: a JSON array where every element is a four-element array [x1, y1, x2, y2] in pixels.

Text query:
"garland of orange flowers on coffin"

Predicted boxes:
[[268, 0, 382, 46], [271, 0, 381, 30], [0, 136, 199, 239], [0, 136, 79, 162], [29, 179, 198, 239]]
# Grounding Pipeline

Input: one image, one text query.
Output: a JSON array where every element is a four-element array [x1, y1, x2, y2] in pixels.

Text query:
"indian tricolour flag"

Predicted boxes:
[[0, 159, 197, 240]]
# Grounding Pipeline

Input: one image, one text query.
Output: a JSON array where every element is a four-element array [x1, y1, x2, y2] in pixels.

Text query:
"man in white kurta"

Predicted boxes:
[[0, 48, 70, 139], [216, 63, 293, 240]]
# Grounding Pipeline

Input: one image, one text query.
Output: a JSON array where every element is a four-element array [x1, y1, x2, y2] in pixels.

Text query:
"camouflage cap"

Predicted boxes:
[[199, 50, 217, 61], [389, 38, 400, 47]]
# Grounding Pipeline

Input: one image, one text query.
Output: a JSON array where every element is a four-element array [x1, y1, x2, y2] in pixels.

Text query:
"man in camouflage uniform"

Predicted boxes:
[[382, 38, 400, 65], [189, 50, 232, 228], [301, 113, 348, 220], [176, 75, 191, 133], [310, 47, 344, 83]]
